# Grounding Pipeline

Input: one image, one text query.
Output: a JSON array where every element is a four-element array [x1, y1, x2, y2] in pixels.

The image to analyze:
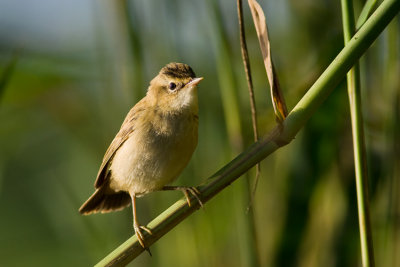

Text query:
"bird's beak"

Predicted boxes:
[[187, 77, 204, 87]]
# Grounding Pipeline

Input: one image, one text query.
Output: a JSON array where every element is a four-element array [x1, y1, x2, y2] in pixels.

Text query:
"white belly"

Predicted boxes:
[[109, 117, 197, 195]]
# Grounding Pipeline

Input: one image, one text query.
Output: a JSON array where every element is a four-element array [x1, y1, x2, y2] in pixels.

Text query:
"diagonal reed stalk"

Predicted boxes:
[[341, 0, 375, 266], [96, 0, 400, 265]]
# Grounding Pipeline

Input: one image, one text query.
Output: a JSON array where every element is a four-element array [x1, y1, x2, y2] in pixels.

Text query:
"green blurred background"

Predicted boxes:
[[0, 0, 399, 266]]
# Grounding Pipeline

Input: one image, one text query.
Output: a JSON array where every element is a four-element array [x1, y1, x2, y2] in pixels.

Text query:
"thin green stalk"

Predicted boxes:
[[357, 0, 378, 29], [341, 0, 375, 266], [96, 0, 400, 265]]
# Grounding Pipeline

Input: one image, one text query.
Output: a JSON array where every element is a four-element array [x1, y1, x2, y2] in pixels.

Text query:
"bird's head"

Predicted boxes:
[[147, 62, 203, 113]]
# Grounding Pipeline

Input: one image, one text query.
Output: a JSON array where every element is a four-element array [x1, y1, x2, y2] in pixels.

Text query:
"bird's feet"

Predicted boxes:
[[162, 186, 204, 208], [134, 221, 153, 253]]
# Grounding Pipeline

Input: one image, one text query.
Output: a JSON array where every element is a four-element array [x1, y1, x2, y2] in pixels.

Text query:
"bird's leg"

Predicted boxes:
[[162, 186, 204, 208], [131, 194, 153, 253]]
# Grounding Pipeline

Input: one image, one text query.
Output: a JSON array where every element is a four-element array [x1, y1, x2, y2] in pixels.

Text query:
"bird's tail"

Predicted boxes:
[[79, 187, 131, 215]]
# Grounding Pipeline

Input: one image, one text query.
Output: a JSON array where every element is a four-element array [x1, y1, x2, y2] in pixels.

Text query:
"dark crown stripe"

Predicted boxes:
[[161, 63, 196, 79]]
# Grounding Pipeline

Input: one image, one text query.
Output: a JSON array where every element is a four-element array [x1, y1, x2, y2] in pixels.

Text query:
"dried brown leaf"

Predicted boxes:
[[247, 0, 288, 122]]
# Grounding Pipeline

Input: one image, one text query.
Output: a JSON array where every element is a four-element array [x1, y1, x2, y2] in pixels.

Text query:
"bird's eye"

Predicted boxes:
[[168, 82, 177, 90]]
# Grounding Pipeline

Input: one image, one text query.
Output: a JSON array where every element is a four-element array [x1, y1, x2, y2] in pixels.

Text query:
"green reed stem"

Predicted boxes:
[[341, 0, 375, 266], [357, 0, 378, 29]]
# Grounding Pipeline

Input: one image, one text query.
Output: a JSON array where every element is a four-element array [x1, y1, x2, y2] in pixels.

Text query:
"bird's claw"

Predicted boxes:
[[134, 223, 153, 250], [181, 186, 204, 208]]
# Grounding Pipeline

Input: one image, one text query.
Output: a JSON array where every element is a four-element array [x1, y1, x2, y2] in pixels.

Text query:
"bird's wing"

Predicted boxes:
[[94, 101, 146, 188]]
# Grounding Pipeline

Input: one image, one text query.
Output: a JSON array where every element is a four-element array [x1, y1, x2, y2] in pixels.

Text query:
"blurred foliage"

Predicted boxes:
[[0, 0, 399, 266]]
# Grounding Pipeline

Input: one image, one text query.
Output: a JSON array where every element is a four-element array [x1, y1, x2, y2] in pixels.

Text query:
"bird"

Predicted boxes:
[[79, 62, 203, 249]]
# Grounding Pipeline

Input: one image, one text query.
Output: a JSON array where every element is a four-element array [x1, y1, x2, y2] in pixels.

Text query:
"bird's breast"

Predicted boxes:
[[109, 111, 198, 195]]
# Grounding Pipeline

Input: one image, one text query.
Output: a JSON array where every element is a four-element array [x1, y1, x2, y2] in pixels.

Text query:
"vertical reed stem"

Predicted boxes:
[[341, 1, 375, 266]]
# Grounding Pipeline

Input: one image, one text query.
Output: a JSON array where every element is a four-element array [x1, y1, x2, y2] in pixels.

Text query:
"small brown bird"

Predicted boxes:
[[79, 63, 203, 248]]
